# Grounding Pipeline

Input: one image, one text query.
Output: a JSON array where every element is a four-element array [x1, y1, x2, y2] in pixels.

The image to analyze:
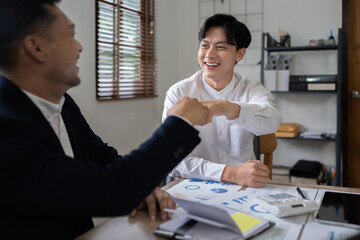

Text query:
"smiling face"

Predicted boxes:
[[44, 5, 83, 90], [198, 26, 245, 91]]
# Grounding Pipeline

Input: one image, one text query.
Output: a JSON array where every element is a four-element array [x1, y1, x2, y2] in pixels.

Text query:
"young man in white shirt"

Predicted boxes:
[[162, 14, 282, 188]]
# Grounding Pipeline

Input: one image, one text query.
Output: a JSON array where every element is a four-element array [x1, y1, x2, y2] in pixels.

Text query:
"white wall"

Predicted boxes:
[[58, 0, 342, 168], [175, 0, 342, 168], [59, 0, 180, 154]]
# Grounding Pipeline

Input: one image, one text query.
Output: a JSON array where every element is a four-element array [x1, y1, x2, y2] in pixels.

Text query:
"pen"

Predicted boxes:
[[153, 229, 194, 240], [296, 187, 308, 200]]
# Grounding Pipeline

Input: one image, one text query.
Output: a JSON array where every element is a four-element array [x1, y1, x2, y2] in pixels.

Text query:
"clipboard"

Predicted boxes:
[[156, 196, 274, 239]]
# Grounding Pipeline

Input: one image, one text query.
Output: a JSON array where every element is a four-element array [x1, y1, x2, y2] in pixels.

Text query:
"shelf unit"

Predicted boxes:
[[277, 137, 336, 143], [260, 29, 342, 186]]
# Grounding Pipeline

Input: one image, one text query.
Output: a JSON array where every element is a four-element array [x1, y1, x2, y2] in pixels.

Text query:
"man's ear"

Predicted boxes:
[[22, 35, 48, 63], [236, 48, 246, 62]]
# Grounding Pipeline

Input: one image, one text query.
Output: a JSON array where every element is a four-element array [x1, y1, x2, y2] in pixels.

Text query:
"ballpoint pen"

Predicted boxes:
[[296, 187, 308, 200]]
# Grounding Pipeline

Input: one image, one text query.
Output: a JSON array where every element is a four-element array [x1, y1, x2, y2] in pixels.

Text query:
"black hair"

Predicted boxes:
[[198, 14, 251, 50], [0, 0, 61, 71]]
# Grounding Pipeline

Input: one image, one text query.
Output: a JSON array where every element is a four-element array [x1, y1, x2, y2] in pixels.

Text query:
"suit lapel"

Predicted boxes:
[[0, 75, 64, 152]]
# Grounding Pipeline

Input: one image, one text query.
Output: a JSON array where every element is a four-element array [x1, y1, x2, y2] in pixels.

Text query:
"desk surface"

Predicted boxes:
[[76, 180, 360, 240]]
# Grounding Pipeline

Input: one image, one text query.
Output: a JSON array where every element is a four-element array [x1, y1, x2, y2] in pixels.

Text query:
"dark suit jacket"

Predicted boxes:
[[0, 76, 200, 239]]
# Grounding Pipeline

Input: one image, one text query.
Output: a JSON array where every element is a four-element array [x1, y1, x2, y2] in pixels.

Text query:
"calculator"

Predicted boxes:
[[252, 193, 319, 217]]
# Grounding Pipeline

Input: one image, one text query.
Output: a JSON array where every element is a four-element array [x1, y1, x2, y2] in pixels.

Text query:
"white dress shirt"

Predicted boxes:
[[162, 70, 282, 182], [23, 91, 74, 158]]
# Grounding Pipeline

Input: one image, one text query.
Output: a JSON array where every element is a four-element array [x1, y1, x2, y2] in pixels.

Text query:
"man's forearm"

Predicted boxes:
[[223, 101, 240, 120]]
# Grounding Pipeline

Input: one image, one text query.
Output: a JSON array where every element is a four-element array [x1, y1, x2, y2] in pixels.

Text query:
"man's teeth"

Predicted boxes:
[[206, 62, 219, 67]]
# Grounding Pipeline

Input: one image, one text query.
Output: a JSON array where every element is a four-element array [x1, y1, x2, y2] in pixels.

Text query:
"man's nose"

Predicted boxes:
[[205, 45, 216, 58], [77, 40, 83, 53]]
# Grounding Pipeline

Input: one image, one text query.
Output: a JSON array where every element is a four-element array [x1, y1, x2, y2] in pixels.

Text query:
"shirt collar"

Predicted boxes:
[[22, 90, 65, 119], [201, 72, 238, 99]]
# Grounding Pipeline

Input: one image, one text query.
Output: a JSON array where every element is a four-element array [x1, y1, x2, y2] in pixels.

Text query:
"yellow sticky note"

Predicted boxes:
[[231, 212, 262, 233]]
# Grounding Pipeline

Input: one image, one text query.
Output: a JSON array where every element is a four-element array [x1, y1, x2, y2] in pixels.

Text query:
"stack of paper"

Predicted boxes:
[[299, 131, 336, 139]]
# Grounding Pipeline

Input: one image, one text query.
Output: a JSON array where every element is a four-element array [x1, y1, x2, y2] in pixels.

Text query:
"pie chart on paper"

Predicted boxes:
[[211, 188, 228, 193]]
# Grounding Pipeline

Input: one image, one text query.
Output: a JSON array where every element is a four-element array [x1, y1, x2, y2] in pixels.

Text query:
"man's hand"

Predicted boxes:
[[130, 187, 176, 221], [201, 100, 240, 121], [167, 97, 209, 126], [221, 160, 269, 188]]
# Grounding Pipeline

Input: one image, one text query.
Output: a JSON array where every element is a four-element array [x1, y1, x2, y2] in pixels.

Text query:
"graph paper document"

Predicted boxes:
[[166, 179, 318, 240]]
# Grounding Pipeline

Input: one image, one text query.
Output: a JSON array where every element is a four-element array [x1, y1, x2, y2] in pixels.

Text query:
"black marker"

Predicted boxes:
[[296, 187, 308, 200]]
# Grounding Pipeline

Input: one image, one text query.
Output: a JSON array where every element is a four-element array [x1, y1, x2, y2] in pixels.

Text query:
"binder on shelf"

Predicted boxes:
[[289, 74, 337, 91], [308, 83, 336, 91], [157, 196, 273, 239]]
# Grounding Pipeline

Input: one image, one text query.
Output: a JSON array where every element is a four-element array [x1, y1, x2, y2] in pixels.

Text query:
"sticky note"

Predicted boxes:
[[231, 212, 263, 233]]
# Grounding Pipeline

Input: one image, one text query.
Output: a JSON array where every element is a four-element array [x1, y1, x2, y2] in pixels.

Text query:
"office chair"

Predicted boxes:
[[254, 133, 277, 180]]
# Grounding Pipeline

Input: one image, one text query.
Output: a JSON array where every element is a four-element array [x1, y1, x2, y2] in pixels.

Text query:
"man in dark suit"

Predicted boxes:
[[0, 0, 211, 239]]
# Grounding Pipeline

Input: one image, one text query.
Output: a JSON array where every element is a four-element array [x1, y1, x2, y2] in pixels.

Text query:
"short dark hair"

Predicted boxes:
[[198, 14, 251, 50], [0, 0, 61, 71]]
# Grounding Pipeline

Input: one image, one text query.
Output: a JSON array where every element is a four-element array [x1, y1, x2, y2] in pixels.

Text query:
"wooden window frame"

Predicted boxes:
[[95, 0, 157, 101]]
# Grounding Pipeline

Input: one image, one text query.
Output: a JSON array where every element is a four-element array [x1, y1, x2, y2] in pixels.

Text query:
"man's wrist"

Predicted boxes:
[[225, 101, 241, 120], [170, 115, 193, 126], [220, 165, 233, 182]]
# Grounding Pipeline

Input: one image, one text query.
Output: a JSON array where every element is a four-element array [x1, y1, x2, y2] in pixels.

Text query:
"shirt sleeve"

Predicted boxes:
[[162, 85, 227, 182], [169, 155, 227, 182], [162, 90, 177, 122], [228, 80, 282, 136]]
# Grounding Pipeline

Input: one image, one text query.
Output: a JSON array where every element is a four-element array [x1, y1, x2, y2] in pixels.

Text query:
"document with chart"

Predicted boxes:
[[166, 179, 318, 240]]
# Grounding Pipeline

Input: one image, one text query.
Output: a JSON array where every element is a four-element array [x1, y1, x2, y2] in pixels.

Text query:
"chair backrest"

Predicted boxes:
[[259, 133, 277, 180]]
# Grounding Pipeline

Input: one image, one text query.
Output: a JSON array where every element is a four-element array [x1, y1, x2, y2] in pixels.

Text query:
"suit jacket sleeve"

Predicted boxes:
[[0, 94, 200, 217]]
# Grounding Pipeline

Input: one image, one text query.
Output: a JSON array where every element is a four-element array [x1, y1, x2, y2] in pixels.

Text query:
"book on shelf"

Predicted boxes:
[[271, 166, 290, 182], [156, 196, 274, 239], [275, 131, 299, 138], [275, 122, 301, 138], [272, 166, 290, 175]]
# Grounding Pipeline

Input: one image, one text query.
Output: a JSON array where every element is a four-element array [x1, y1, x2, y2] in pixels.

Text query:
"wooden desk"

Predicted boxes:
[[76, 180, 181, 240], [76, 179, 360, 240]]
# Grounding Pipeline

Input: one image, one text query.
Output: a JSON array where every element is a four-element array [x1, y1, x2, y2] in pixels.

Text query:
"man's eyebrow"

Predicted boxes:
[[216, 41, 228, 44], [200, 39, 229, 45]]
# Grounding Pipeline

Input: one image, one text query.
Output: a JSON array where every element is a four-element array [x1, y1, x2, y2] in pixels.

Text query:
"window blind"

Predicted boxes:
[[96, 0, 156, 100]]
